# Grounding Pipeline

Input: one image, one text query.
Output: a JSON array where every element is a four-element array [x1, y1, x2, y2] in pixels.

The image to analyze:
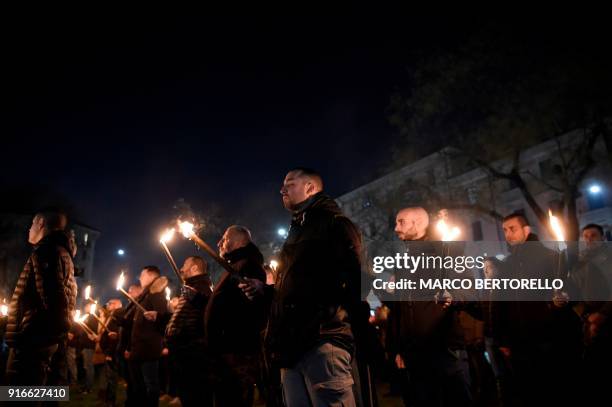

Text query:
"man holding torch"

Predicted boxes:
[[143, 256, 213, 407], [240, 168, 365, 407], [120, 266, 168, 407], [494, 212, 581, 406], [205, 225, 267, 406]]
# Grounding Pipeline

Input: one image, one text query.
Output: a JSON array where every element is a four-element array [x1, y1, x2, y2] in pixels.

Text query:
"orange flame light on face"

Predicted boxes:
[[116, 272, 125, 291], [436, 219, 461, 241], [179, 221, 195, 238], [548, 210, 565, 242], [160, 228, 175, 244]]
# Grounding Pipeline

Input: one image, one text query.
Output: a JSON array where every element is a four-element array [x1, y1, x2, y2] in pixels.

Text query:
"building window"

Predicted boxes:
[[472, 221, 483, 241]]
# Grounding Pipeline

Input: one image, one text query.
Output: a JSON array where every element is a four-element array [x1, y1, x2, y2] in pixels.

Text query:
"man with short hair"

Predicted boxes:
[[125, 266, 168, 407], [5, 208, 77, 385], [242, 168, 364, 407], [390, 207, 472, 407], [145, 256, 213, 407], [495, 212, 581, 406], [205, 225, 266, 406]]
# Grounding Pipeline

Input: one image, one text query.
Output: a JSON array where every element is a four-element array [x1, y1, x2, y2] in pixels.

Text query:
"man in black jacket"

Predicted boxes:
[[124, 266, 168, 407], [493, 213, 581, 406], [205, 225, 266, 407], [144, 256, 212, 407], [5, 208, 77, 386], [388, 207, 472, 407], [242, 168, 362, 407]]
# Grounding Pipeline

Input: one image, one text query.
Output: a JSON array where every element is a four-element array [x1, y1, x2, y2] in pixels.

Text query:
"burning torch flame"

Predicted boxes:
[[269, 260, 279, 271], [160, 228, 175, 244], [90, 302, 97, 315], [548, 210, 565, 242], [84, 285, 91, 300], [74, 309, 81, 321], [165, 287, 171, 301], [436, 219, 461, 242], [116, 272, 125, 291], [1, 299, 8, 317], [179, 221, 195, 238]]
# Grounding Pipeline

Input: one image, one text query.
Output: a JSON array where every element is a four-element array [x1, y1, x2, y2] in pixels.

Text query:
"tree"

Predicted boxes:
[[388, 26, 612, 242]]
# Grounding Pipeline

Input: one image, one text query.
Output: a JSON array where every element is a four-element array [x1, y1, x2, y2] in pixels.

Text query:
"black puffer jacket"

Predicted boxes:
[[6, 230, 77, 348], [166, 273, 212, 348], [205, 242, 266, 355], [266, 193, 363, 368]]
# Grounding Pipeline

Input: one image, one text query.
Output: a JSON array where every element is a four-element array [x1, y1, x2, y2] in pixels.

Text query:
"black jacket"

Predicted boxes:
[[493, 234, 566, 348], [205, 242, 266, 355], [128, 279, 168, 361], [100, 309, 122, 358], [266, 193, 363, 367], [386, 236, 469, 356], [166, 273, 212, 349], [6, 231, 77, 348]]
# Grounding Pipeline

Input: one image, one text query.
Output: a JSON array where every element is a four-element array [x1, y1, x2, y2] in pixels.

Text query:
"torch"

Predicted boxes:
[[548, 209, 568, 279], [87, 302, 108, 333], [116, 272, 147, 313], [74, 310, 97, 337], [1, 299, 8, 317], [178, 221, 236, 275], [435, 217, 461, 305], [160, 228, 183, 283], [165, 287, 171, 302]]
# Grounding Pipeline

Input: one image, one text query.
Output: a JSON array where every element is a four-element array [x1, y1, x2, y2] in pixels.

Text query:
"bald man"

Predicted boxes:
[[389, 206, 472, 407], [206, 225, 266, 407], [395, 207, 429, 241]]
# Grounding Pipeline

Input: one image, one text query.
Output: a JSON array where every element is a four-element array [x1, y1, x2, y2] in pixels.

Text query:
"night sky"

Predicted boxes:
[[2, 12, 603, 297]]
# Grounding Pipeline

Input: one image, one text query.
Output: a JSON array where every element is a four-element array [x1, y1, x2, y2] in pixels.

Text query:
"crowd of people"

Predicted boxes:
[[0, 167, 610, 407]]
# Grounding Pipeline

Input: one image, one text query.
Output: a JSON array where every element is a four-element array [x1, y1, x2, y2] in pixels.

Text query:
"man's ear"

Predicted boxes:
[[523, 225, 531, 236], [305, 181, 316, 197]]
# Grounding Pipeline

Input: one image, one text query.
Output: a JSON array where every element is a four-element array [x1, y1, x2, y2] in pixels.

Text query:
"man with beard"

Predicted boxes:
[[5, 208, 77, 386], [388, 207, 472, 407], [240, 168, 364, 407], [204, 225, 267, 406], [494, 212, 581, 406]]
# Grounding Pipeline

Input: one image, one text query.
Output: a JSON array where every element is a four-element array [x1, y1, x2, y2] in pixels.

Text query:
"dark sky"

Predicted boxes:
[[2, 12, 598, 296]]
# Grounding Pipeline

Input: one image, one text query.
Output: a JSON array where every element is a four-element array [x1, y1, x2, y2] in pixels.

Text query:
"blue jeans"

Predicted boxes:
[[281, 342, 355, 407]]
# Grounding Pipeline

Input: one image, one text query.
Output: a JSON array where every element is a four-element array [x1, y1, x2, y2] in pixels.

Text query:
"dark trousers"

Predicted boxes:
[[129, 359, 160, 407], [172, 345, 213, 407], [103, 359, 119, 406], [5, 343, 59, 386], [213, 353, 258, 407], [401, 348, 472, 407]]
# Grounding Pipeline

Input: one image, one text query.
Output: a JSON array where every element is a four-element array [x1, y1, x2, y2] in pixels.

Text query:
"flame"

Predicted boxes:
[[74, 309, 81, 321], [160, 228, 175, 244], [548, 210, 565, 242], [179, 221, 195, 238], [90, 302, 96, 315], [436, 219, 461, 241], [269, 260, 279, 271], [84, 285, 91, 300], [116, 272, 125, 291], [165, 287, 171, 301], [0, 303, 7, 317]]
